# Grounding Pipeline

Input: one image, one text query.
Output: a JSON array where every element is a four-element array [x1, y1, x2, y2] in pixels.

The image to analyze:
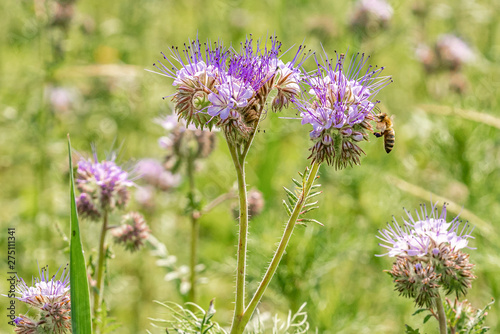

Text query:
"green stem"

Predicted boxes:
[[200, 192, 235, 216], [93, 210, 108, 332], [436, 293, 448, 334], [227, 136, 249, 329], [187, 153, 198, 303], [230, 161, 321, 334]]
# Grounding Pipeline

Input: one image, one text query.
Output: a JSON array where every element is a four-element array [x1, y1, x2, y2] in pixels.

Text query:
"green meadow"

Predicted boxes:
[[1, 0, 499, 332]]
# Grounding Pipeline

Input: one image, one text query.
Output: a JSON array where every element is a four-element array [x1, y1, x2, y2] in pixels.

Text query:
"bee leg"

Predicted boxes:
[[374, 132, 383, 138]]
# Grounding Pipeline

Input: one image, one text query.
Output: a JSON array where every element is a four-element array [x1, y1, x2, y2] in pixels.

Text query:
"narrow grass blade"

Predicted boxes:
[[68, 135, 93, 333]]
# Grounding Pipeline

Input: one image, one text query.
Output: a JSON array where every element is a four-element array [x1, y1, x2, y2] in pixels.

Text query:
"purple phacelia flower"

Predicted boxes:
[[294, 51, 391, 169], [152, 35, 308, 141], [377, 202, 474, 258], [153, 37, 229, 130], [207, 80, 254, 120], [76, 151, 133, 220], [379, 202, 476, 307], [14, 266, 71, 333], [16, 266, 70, 308], [112, 212, 150, 252]]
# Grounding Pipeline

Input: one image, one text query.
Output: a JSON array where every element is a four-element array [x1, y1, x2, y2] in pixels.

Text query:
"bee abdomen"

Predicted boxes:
[[384, 129, 395, 153]]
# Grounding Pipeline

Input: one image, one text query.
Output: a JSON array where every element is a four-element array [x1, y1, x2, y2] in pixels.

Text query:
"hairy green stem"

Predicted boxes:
[[230, 161, 321, 334], [436, 293, 448, 334], [93, 210, 108, 332], [226, 136, 249, 328], [187, 153, 199, 303]]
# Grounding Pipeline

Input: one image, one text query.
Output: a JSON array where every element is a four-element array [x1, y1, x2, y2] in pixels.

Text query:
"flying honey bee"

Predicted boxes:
[[374, 112, 395, 153]]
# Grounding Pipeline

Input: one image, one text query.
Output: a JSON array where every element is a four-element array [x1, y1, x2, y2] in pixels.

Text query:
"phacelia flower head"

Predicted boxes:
[[76, 151, 133, 220], [435, 34, 474, 71], [378, 202, 476, 307], [153, 35, 308, 142], [153, 37, 228, 130], [14, 266, 71, 333], [112, 212, 150, 252], [294, 51, 391, 169], [158, 113, 217, 170], [350, 0, 393, 33], [377, 202, 474, 257]]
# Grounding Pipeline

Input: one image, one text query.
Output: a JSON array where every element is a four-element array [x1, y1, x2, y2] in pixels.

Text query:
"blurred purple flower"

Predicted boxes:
[[112, 212, 150, 252], [136, 159, 181, 191], [351, 0, 393, 31], [436, 34, 474, 70], [76, 151, 133, 220]]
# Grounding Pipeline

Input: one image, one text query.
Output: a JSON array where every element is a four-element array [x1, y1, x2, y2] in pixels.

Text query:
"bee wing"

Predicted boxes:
[[375, 122, 386, 131]]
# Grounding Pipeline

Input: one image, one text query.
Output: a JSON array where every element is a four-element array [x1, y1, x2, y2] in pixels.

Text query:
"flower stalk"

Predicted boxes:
[[227, 136, 249, 326], [436, 293, 448, 334], [230, 161, 321, 334], [186, 151, 199, 303], [93, 210, 108, 332]]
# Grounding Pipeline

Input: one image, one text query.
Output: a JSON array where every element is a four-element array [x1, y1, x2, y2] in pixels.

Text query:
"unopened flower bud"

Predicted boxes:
[[232, 188, 265, 219], [248, 189, 265, 217], [340, 127, 353, 137], [322, 134, 333, 146], [351, 131, 364, 142]]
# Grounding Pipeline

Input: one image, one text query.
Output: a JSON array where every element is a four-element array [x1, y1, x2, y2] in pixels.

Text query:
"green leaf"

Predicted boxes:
[[68, 136, 93, 333], [306, 191, 322, 200], [423, 314, 432, 324], [282, 200, 292, 216], [411, 308, 429, 316], [297, 218, 324, 226], [300, 206, 319, 215], [283, 187, 298, 202], [404, 324, 421, 334]]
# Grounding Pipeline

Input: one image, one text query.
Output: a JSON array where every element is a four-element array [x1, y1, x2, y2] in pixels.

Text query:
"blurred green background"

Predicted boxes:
[[1, 0, 500, 333]]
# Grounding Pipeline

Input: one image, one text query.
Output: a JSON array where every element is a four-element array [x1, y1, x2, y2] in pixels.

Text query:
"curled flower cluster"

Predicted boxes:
[[294, 52, 391, 169], [158, 114, 217, 168], [112, 212, 150, 252], [377, 202, 475, 308], [14, 266, 71, 334], [76, 152, 133, 220], [153, 36, 307, 141]]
